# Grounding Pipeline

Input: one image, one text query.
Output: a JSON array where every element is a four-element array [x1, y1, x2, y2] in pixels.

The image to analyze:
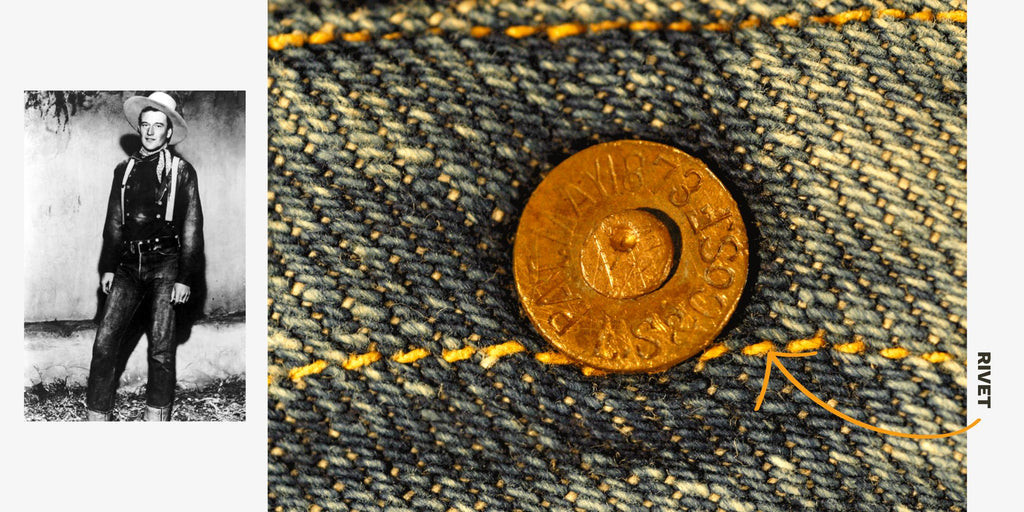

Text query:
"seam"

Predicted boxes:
[[268, 9, 966, 50], [276, 331, 962, 383]]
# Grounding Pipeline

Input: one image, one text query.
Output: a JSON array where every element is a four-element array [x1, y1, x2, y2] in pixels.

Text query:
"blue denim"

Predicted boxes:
[[268, 1, 966, 510], [87, 249, 178, 412]]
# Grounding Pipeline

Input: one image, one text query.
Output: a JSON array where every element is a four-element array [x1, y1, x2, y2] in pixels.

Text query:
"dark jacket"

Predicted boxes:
[[98, 150, 204, 286]]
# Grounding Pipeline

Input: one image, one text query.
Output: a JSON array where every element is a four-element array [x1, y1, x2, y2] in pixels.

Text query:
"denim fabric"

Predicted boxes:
[[87, 250, 179, 411], [269, 1, 966, 510]]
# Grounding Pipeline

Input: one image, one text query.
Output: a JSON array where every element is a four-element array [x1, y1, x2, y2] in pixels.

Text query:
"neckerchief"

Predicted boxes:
[[133, 144, 173, 183]]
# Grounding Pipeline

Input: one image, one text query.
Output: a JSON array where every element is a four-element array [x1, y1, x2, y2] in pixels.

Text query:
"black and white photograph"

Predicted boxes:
[[23, 90, 246, 421]]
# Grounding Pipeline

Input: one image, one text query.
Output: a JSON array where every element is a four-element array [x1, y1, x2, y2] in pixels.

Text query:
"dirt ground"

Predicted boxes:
[[24, 376, 245, 422]]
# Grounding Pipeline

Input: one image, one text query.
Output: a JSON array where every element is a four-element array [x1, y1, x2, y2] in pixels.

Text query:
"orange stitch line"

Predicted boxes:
[[282, 335, 961, 379], [482, 341, 527, 358], [772, 14, 801, 28], [269, 10, 967, 50], [834, 339, 866, 354], [548, 22, 586, 42], [911, 10, 935, 21], [289, 360, 328, 381], [506, 25, 541, 38], [666, 20, 693, 32], [738, 17, 761, 30], [343, 351, 381, 370], [879, 347, 910, 359], [535, 351, 573, 364], [743, 341, 775, 356], [282, 31, 306, 47], [443, 346, 476, 363], [937, 11, 967, 22], [590, 20, 627, 33], [342, 30, 371, 42], [628, 21, 662, 31], [878, 9, 907, 19], [392, 347, 429, 364], [813, 8, 872, 26], [308, 23, 336, 45], [702, 21, 731, 32], [268, 30, 306, 50], [922, 351, 954, 364], [787, 329, 826, 353], [700, 344, 729, 361]]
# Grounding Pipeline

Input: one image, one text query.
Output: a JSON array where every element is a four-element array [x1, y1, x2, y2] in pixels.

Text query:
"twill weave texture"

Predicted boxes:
[[268, 1, 967, 510]]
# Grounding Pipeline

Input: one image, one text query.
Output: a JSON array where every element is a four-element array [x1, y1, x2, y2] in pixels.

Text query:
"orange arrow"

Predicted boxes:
[[755, 351, 980, 439]]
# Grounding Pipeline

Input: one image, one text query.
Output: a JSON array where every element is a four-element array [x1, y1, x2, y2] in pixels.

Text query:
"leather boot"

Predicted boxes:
[[144, 404, 172, 421], [85, 409, 112, 421]]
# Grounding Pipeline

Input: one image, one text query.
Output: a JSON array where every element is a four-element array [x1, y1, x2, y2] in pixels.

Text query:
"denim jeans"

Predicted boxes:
[[269, 1, 966, 510], [86, 249, 178, 412]]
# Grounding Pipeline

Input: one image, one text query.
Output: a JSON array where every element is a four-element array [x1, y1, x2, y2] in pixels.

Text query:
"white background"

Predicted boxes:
[[3, 1, 265, 510], [968, 2, 1019, 510], [0, 1, 1014, 511]]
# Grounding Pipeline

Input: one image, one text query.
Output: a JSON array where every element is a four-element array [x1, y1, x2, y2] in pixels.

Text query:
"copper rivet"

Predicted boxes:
[[513, 140, 749, 373]]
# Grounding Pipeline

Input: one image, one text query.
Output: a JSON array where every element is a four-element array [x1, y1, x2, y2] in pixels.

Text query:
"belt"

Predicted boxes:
[[125, 235, 179, 255]]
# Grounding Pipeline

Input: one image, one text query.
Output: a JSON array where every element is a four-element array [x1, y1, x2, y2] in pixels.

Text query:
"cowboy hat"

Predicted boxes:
[[123, 91, 188, 145]]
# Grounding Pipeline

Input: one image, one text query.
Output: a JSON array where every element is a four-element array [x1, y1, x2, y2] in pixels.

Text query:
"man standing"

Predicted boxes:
[[85, 92, 204, 421]]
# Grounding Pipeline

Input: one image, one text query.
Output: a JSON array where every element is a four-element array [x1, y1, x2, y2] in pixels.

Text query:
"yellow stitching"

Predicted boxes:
[[308, 23, 336, 44], [548, 23, 586, 42], [666, 20, 693, 32], [392, 347, 429, 364], [812, 8, 872, 26], [342, 351, 381, 370], [268, 30, 306, 51], [482, 341, 527, 358], [269, 10, 967, 50], [880, 347, 910, 359], [937, 11, 967, 22], [342, 30, 371, 42], [772, 14, 801, 28], [879, 9, 907, 19], [442, 346, 476, 362], [506, 25, 542, 38], [288, 360, 328, 381], [786, 329, 826, 353], [743, 341, 775, 356], [629, 21, 663, 31], [834, 339, 866, 354], [922, 351, 954, 364], [591, 20, 628, 33], [279, 340, 961, 382], [702, 21, 731, 32], [700, 344, 729, 361], [480, 341, 527, 369], [738, 17, 761, 30]]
